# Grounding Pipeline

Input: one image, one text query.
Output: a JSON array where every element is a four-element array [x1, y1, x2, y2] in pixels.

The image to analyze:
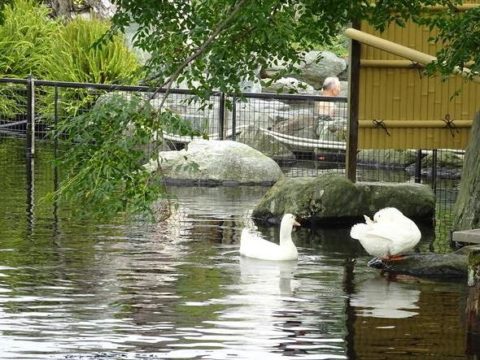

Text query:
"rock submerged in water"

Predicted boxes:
[[252, 173, 435, 225], [366, 246, 480, 279], [146, 139, 284, 186]]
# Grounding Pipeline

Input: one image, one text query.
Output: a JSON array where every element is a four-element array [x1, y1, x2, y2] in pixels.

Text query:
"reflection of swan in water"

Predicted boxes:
[[350, 277, 420, 319], [239, 256, 298, 296]]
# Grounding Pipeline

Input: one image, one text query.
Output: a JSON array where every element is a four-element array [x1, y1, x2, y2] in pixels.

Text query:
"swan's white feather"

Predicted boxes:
[[350, 207, 421, 258]]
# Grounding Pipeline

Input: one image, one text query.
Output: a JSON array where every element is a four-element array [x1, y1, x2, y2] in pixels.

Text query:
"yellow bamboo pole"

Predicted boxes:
[[344, 28, 480, 83], [360, 59, 424, 68], [427, 4, 479, 11]]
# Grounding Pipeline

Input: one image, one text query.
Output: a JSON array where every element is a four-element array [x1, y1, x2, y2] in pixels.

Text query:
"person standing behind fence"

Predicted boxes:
[[314, 76, 342, 140], [314, 76, 341, 119]]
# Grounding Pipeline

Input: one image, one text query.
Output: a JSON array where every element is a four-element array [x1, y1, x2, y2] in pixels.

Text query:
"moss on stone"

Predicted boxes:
[[253, 174, 435, 224]]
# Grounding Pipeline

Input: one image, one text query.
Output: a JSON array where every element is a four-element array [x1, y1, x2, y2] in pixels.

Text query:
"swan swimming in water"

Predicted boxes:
[[240, 213, 300, 261], [350, 207, 421, 260]]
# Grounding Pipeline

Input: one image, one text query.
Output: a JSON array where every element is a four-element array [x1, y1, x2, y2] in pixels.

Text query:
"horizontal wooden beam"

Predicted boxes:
[[359, 119, 472, 128]]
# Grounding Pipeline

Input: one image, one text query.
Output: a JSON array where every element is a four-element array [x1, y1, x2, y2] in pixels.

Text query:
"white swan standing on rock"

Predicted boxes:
[[240, 214, 300, 261], [350, 207, 421, 260]]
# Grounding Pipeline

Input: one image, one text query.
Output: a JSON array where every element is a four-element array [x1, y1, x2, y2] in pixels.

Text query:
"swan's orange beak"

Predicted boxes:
[[294, 219, 301, 227]]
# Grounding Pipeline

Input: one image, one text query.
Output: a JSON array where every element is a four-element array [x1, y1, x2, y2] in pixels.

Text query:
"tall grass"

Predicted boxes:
[[0, 1, 144, 121], [0, 0, 59, 117], [0, 0, 59, 79], [39, 17, 144, 119], [44, 17, 142, 84]]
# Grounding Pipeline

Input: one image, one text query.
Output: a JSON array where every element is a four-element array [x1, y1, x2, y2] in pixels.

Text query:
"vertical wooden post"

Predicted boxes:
[[466, 249, 480, 355], [346, 22, 361, 182]]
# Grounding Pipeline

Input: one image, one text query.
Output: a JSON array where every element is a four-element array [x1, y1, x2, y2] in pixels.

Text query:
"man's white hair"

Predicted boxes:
[[322, 76, 340, 91]]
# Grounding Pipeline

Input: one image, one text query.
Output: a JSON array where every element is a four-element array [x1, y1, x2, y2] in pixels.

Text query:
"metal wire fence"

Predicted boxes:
[[0, 77, 462, 246]]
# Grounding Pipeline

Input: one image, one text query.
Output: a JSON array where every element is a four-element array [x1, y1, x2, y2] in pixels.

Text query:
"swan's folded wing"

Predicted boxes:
[[350, 223, 366, 239], [361, 223, 400, 242], [351, 224, 394, 242], [350, 223, 395, 257], [354, 222, 420, 252]]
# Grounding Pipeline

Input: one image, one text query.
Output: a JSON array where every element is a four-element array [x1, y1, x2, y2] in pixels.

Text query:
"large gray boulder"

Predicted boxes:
[[406, 150, 464, 180], [146, 139, 284, 186], [271, 113, 318, 139], [298, 51, 347, 89], [236, 125, 296, 163], [264, 51, 347, 89], [252, 173, 435, 224], [262, 77, 317, 94], [358, 149, 417, 169], [228, 98, 290, 131]]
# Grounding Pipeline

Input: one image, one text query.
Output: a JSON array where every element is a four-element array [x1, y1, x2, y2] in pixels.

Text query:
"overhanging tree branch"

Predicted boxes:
[[150, 0, 250, 107]]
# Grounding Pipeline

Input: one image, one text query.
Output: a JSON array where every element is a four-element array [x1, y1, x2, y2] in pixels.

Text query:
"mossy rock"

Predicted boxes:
[[357, 182, 435, 220], [252, 173, 435, 225], [357, 149, 417, 168], [421, 151, 463, 168], [252, 173, 368, 221]]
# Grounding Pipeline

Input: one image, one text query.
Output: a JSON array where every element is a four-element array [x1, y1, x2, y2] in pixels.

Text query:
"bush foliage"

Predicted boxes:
[[0, 0, 59, 79], [0, 0, 142, 119], [51, 94, 166, 219], [0, 0, 140, 82], [0, 0, 60, 116], [44, 17, 142, 84]]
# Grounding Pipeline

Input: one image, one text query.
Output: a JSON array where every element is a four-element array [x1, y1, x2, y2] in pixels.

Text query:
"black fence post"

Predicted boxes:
[[414, 149, 422, 183], [26, 75, 35, 158], [431, 149, 438, 194], [231, 96, 237, 141], [25, 76, 36, 237], [218, 92, 225, 140], [52, 85, 60, 239], [346, 22, 361, 183]]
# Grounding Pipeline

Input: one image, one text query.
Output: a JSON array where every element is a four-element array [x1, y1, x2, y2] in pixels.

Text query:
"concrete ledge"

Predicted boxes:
[[452, 229, 480, 244]]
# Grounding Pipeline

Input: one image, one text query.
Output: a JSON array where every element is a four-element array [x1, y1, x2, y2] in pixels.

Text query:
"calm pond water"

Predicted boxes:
[[0, 136, 474, 359]]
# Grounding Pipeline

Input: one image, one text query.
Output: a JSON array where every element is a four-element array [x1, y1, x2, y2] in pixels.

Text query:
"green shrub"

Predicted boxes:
[[0, 0, 59, 117], [0, 0, 59, 78], [39, 17, 144, 120], [0, 2, 143, 119], [44, 17, 142, 84], [52, 94, 165, 219]]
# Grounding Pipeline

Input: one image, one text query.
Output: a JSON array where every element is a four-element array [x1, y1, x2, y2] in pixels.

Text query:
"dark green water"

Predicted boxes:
[[0, 136, 473, 359]]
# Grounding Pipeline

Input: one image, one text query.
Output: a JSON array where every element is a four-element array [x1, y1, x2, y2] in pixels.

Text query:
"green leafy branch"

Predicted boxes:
[[50, 94, 179, 220]]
